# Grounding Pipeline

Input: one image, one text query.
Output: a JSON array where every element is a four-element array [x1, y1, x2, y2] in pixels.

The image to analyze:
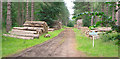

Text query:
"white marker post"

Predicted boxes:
[[89, 30, 98, 48], [93, 36, 94, 47]]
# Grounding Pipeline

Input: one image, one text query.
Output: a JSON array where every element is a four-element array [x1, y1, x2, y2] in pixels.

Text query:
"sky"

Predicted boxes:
[[64, 0, 75, 20]]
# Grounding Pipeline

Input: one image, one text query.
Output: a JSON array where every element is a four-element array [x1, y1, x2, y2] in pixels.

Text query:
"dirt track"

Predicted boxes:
[[12, 28, 86, 57]]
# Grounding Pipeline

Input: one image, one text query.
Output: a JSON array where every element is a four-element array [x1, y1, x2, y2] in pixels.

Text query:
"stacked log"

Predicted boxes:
[[52, 20, 62, 30], [84, 27, 112, 39], [48, 28, 55, 32], [23, 21, 48, 33], [4, 21, 48, 39], [94, 27, 112, 32], [79, 27, 89, 33]]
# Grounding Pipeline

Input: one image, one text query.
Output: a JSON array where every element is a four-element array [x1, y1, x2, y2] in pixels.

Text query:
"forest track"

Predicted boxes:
[[12, 28, 86, 57]]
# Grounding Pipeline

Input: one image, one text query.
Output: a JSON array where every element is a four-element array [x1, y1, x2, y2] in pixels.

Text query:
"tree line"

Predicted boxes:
[[1, 1, 70, 33], [73, 2, 120, 27]]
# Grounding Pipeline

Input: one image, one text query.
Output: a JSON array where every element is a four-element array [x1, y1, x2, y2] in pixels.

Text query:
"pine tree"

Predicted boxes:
[[26, 0, 29, 21], [112, 3, 115, 21], [31, 0, 34, 21], [6, 1, 11, 32], [0, 0, 2, 20]]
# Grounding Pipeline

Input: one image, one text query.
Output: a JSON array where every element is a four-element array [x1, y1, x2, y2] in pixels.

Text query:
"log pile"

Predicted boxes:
[[84, 27, 112, 39], [4, 21, 48, 39], [94, 27, 112, 32], [79, 27, 89, 33], [52, 20, 62, 30], [23, 21, 48, 33]]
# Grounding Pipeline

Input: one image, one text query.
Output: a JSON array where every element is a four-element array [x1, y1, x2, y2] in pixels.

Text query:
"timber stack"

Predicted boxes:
[[52, 20, 62, 30], [4, 21, 48, 39], [85, 27, 112, 39]]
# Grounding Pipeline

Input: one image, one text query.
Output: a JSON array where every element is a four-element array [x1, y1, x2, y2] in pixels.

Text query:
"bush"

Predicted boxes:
[[99, 32, 120, 45], [67, 22, 74, 27], [112, 25, 120, 32]]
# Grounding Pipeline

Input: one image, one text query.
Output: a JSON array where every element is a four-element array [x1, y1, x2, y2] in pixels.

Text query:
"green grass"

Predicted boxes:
[[2, 28, 64, 57], [62, 25, 72, 28], [73, 28, 118, 57]]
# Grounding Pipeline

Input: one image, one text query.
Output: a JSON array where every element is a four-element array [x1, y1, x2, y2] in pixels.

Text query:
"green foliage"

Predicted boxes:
[[73, 2, 117, 27], [67, 22, 74, 27], [73, 11, 117, 31], [67, 20, 75, 27], [2, 2, 69, 32], [73, 11, 105, 19], [62, 26, 68, 28], [112, 25, 120, 32], [2, 29, 64, 57], [73, 28, 118, 57], [36, 2, 69, 27], [89, 26, 95, 30], [99, 32, 120, 45]]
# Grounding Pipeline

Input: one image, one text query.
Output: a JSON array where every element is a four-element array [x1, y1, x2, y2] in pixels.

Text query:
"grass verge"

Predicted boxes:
[[73, 28, 118, 57], [2, 28, 64, 57]]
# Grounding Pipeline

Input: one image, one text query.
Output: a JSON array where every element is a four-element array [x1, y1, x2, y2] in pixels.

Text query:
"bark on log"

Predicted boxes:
[[94, 27, 112, 32], [3, 34, 34, 39], [48, 28, 54, 31], [24, 23, 44, 27], [10, 29, 37, 34], [24, 21, 45, 24], [10, 32, 39, 38], [13, 27, 44, 31], [48, 28, 54, 32]]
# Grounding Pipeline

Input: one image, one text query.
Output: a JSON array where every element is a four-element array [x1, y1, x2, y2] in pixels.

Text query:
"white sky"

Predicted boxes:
[[64, 0, 75, 20]]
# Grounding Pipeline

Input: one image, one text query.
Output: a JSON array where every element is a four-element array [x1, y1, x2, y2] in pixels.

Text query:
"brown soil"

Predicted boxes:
[[12, 28, 86, 57]]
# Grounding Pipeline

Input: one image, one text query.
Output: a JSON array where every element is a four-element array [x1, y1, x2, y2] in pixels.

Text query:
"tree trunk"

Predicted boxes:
[[0, 0, 2, 20], [118, 10, 120, 26], [21, 2, 24, 25], [95, 16, 98, 24], [17, 2, 22, 26], [91, 7, 94, 26], [31, 1, 34, 21], [106, 4, 109, 16], [116, 1, 120, 26], [101, 3, 104, 26], [6, 1, 11, 33], [112, 3, 115, 21], [26, 0, 29, 21], [0, 0, 2, 33], [87, 2, 90, 11], [65, 20, 67, 26]]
